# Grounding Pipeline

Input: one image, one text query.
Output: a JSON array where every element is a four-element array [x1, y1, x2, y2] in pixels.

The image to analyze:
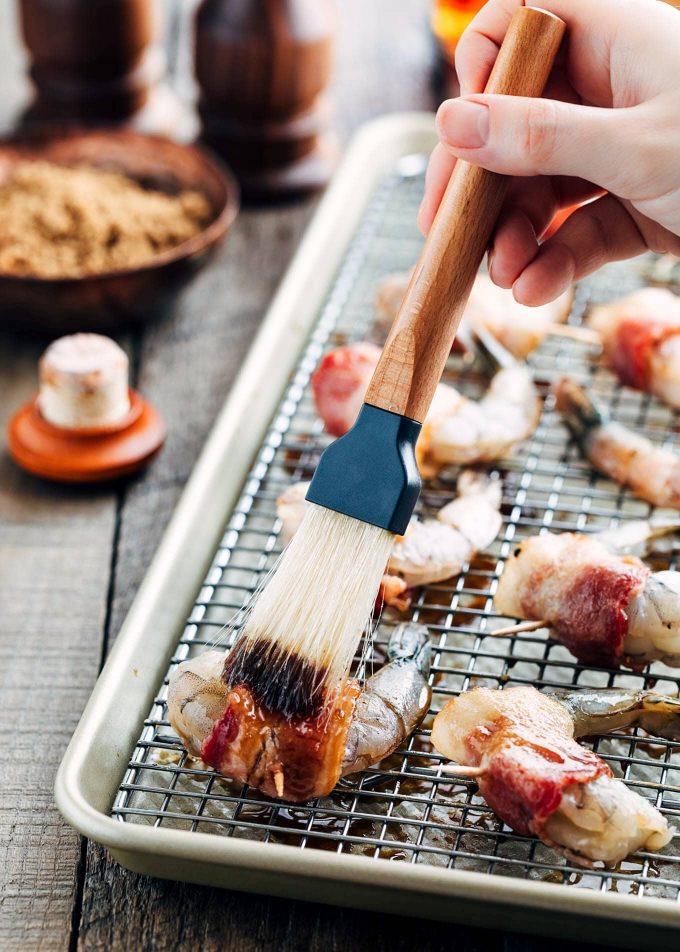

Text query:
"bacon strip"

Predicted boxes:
[[524, 562, 648, 666], [202, 680, 361, 802], [496, 534, 650, 667], [311, 343, 380, 437], [607, 319, 680, 391], [479, 726, 610, 837]]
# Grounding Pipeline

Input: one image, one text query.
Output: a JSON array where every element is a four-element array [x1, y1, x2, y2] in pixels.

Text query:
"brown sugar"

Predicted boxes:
[[0, 160, 213, 278]]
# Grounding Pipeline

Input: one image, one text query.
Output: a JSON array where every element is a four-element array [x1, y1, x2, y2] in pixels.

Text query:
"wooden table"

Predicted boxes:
[[0, 3, 603, 949]]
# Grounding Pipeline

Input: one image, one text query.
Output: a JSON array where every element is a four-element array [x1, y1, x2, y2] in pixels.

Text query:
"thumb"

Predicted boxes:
[[436, 95, 640, 197]]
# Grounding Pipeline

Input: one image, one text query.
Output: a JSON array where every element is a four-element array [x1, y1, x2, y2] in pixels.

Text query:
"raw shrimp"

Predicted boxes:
[[341, 622, 432, 774], [494, 520, 680, 669], [311, 339, 540, 475], [419, 360, 540, 476], [167, 623, 432, 801], [374, 270, 572, 358], [588, 288, 680, 408], [277, 471, 502, 609], [431, 685, 672, 866], [555, 377, 680, 509], [389, 471, 502, 587]]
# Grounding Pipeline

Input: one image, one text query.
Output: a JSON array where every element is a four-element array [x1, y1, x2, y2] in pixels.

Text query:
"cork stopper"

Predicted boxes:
[[38, 333, 131, 430]]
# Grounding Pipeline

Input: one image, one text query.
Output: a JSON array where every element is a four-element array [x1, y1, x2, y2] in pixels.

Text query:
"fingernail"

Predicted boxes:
[[437, 99, 489, 149]]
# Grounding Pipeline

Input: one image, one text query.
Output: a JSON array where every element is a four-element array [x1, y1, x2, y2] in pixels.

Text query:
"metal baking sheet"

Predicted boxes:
[[56, 113, 680, 947]]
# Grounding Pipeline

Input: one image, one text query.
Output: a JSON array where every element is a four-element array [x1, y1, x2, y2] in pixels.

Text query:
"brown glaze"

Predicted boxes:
[[224, 637, 330, 720], [0, 128, 239, 334], [18, 0, 166, 123], [364, 7, 566, 422], [7, 389, 166, 483], [202, 680, 361, 802], [195, 0, 336, 201]]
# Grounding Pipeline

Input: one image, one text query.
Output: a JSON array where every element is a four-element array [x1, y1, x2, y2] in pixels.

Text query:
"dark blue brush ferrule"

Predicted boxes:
[[305, 403, 422, 536]]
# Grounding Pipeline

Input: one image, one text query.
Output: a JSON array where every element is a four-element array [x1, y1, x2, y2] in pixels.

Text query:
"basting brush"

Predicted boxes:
[[226, 6, 566, 722]]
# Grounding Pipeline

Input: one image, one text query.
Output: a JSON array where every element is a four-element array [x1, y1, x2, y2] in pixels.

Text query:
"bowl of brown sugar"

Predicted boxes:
[[0, 129, 239, 333]]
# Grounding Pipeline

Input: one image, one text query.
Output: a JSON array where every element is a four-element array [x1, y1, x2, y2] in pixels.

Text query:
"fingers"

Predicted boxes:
[[453, 0, 680, 102], [418, 136, 599, 241], [435, 94, 641, 196], [417, 143, 455, 235], [488, 209, 540, 290], [512, 195, 648, 305], [488, 177, 605, 287], [455, 0, 600, 99], [454, 0, 518, 95]]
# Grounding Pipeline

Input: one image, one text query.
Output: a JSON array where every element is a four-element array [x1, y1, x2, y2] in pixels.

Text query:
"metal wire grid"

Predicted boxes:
[[113, 157, 680, 902]]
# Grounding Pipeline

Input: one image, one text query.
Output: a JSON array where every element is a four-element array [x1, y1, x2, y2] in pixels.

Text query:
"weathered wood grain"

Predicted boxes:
[[0, 5, 116, 951], [81, 844, 505, 952], [0, 331, 118, 952]]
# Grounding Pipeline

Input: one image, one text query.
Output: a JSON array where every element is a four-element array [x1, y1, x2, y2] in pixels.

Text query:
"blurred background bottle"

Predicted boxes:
[[432, 0, 484, 64], [431, 0, 484, 97]]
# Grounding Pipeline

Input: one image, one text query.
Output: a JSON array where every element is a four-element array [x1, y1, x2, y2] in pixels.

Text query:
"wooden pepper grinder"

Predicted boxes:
[[18, 0, 184, 134], [194, 0, 337, 202]]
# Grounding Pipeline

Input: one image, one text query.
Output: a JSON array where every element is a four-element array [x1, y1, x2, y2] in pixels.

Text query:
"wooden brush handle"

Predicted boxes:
[[365, 5, 566, 421]]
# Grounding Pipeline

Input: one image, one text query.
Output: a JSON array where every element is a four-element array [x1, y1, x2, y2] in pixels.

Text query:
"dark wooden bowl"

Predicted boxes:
[[0, 128, 239, 334]]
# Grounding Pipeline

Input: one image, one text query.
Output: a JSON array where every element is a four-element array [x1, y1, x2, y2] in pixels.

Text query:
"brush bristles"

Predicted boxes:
[[226, 503, 394, 718]]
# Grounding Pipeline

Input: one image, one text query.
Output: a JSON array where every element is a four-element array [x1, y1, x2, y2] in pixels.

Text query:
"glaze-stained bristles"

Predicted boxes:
[[225, 503, 393, 719]]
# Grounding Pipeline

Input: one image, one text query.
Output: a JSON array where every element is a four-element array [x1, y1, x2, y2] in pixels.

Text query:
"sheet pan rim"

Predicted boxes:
[[53, 111, 680, 938]]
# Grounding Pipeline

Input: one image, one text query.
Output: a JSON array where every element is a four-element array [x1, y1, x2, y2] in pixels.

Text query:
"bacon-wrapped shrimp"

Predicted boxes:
[[432, 686, 672, 865], [168, 623, 432, 802], [494, 521, 680, 669], [374, 270, 572, 358], [311, 342, 382, 437], [278, 471, 502, 611], [312, 341, 540, 476], [588, 288, 680, 408], [555, 377, 680, 509]]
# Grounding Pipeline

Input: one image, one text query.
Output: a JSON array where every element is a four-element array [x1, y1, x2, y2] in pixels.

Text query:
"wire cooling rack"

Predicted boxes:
[[112, 157, 680, 903]]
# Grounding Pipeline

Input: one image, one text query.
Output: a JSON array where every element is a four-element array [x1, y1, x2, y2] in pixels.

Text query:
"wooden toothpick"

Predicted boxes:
[[439, 764, 486, 778], [490, 619, 546, 637]]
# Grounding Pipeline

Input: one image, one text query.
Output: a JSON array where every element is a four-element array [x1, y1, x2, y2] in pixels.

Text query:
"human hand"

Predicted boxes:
[[418, 0, 680, 305]]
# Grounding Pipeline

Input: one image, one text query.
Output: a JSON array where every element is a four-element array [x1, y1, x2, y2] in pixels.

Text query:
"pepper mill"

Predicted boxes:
[[18, 0, 185, 135], [194, 0, 337, 202]]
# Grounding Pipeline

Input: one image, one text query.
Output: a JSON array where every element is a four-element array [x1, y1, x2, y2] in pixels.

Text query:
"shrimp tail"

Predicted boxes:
[[638, 693, 680, 740], [548, 686, 680, 742], [470, 323, 516, 372], [386, 620, 432, 673], [597, 518, 680, 556], [554, 377, 606, 441]]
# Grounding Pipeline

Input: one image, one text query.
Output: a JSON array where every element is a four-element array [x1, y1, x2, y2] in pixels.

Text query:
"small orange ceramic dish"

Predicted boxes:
[[8, 390, 165, 482], [7, 333, 165, 482]]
